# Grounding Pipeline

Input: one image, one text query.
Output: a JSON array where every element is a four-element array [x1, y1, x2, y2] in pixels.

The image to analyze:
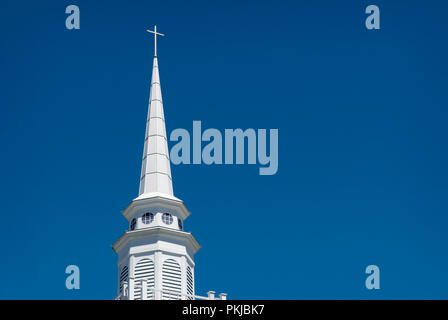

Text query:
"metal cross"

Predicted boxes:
[[146, 25, 165, 57]]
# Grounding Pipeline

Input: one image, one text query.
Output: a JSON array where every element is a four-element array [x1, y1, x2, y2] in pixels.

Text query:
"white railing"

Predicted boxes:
[[115, 281, 227, 301]]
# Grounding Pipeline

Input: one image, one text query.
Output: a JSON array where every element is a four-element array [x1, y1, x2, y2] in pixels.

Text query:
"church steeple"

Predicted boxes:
[[113, 27, 225, 301], [138, 27, 173, 198], [113, 26, 200, 301]]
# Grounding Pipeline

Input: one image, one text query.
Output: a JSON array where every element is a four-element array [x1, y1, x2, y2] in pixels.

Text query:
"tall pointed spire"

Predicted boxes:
[[138, 27, 173, 198]]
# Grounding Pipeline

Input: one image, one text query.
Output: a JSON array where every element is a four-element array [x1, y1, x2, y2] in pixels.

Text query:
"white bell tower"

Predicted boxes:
[[113, 26, 200, 300]]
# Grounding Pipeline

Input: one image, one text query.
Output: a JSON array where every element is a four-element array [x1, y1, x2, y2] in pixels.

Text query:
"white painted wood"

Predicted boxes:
[[112, 37, 227, 300]]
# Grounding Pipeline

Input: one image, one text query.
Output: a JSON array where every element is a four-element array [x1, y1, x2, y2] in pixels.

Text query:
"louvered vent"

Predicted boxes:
[[133, 258, 155, 300], [186, 266, 194, 299], [162, 259, 182, 300], [119, 265, 128, 295]]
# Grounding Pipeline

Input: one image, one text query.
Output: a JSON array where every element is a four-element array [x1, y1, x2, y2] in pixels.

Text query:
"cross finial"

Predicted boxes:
[[146, 25, 165, 57]]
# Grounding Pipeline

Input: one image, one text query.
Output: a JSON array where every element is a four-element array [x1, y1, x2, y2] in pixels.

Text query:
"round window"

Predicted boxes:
[[162, 213, 173, 225], [142, 212, 154, 224], [130, 218, 136, 230]]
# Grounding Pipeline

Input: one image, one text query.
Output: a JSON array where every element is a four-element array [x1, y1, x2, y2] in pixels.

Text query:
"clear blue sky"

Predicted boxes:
[[1, 0, 447, 299]]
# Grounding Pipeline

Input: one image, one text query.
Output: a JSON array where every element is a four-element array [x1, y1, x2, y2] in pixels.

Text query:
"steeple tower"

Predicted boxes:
[[113, 27, 200, 300]]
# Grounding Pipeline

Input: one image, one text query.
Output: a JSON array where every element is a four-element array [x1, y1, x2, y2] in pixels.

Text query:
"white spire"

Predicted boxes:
[[138, 29, 173, 198]]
